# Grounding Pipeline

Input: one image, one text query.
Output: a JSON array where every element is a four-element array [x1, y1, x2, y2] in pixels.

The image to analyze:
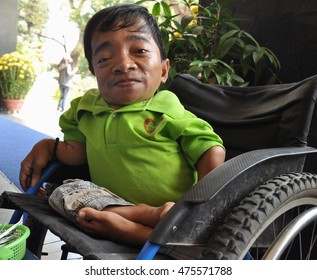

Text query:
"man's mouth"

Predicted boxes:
[[114, 79, 140, 86]]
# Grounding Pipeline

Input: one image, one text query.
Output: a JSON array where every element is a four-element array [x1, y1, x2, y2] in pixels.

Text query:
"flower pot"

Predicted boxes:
[[1, 99, 24, 113]]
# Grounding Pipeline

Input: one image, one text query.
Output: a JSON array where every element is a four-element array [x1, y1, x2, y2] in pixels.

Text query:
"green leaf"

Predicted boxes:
[[253, 47, 265, 65], [264, 48, 281, 69], [188, 37, 199, 51], [152, 2, 160, 16], [220, 37, 237, 58], [235, 38, 245, 49], [219, 30, 240, 45], [217, 60, 235, 73], [215, 72, 225, 85], [203, 68, 212, 82], [168, 66, 177, 78], [243, 44, 256, 59], [181, 15, 194, 28], [189, 60, 203, 67], [241, 31, 260, 47], [161, 1, 172, 17], [188, 65, 203, 77], [191, 26, 204, 35], [231, 74, 245, 83]]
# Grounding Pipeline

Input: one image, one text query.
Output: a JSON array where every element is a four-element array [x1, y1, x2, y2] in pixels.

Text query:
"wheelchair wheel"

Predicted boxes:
[[203, 172, 317, 260]]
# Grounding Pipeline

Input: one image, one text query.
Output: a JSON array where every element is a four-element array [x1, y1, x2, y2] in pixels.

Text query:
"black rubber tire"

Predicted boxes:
[[203, 172, 317, 260]]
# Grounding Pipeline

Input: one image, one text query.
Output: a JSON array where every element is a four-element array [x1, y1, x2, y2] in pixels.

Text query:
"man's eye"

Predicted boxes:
[[135, 49, 147, 54], [97, 57, 110, 64]]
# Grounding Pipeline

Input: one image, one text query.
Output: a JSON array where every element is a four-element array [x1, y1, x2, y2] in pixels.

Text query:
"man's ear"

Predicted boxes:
[[161, 58, 170, 83]]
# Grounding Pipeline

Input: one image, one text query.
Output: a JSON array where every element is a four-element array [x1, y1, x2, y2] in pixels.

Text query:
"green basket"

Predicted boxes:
[[0, 224, 30, 260]]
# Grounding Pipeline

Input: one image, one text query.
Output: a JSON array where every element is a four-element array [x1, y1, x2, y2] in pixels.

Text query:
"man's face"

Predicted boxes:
[[91, 22, 170, 109]]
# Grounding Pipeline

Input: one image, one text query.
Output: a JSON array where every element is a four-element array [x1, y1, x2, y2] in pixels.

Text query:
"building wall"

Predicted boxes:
[[227, 0, 317, 83], [0, 0, 18, 56]]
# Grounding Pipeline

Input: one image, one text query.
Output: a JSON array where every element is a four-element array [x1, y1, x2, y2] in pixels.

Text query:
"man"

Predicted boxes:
[[20, 4, 225, 246]]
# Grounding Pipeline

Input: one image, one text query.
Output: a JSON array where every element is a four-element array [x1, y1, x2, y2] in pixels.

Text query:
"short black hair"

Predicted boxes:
[[83, 4, 167, 74]]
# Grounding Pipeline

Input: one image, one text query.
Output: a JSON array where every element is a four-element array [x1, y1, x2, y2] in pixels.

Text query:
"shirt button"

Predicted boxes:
[[112, 113, 117, 118]]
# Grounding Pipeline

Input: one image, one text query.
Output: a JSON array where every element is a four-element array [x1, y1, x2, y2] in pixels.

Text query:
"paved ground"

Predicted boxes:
[[3, 70, 97, 139], [1, 72, 84, 259], [6, 72, 64, 138]]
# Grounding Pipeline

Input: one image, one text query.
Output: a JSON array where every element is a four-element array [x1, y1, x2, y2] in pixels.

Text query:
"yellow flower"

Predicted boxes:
[[191, 5, 199, 15], [0, 51, 36, 99], [188, 19, 197, 27], [2, 54, 9, 60], [174, 32, 183, 38]]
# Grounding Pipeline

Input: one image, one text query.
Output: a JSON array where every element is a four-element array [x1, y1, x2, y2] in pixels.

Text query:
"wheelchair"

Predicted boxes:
[[1, 73, 317, 260]]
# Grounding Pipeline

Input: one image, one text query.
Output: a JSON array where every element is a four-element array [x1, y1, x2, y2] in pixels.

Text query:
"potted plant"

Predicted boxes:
[[0, 51, 36, 112], [138, 0, 280, 87]]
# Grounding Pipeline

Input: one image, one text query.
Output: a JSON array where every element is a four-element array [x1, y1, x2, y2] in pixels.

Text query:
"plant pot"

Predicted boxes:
[[1, 99, 24, 113]]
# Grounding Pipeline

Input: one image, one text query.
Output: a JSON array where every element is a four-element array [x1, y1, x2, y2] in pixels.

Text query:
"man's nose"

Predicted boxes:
[[112, 53, 136, 73]]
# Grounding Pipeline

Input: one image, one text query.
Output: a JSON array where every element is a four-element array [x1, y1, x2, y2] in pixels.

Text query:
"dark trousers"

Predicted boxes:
[[57, 84, 70, 111]]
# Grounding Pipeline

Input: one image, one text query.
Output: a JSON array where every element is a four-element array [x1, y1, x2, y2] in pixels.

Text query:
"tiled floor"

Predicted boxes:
[[0, 171, 82, 260], [41, 230, 82, 260]]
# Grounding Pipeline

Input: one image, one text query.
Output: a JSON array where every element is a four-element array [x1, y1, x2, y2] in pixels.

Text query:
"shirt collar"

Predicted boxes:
[[76, 89, 184, 119]]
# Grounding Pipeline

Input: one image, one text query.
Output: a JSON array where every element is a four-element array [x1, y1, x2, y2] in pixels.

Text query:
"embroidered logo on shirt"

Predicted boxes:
[[144, 118, 156, 134]]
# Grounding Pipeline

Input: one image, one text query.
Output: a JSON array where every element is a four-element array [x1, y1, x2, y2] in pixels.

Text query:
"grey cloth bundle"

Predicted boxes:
[[48, 179, 133, 223]]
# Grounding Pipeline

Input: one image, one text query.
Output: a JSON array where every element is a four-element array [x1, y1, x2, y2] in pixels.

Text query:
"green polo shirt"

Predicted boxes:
[[59, 89, 224, 206]]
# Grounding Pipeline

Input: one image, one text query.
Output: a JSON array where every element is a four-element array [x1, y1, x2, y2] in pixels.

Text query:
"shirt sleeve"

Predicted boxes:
[[59, 97, 86, 142], [172, 110, 224, 168]]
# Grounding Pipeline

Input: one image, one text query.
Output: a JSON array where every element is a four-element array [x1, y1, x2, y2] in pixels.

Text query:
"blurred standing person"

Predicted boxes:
[[57, 54, 78, 112]]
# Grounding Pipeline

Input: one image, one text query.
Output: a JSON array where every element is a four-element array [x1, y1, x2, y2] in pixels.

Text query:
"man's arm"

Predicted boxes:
[[19, 139, 86, 190], [196, 145, 226, 180]]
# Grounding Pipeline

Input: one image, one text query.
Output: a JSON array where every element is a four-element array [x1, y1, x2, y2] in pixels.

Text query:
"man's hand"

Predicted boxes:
[[19, 138, 87, 191], [19, 139, 54, 190]]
